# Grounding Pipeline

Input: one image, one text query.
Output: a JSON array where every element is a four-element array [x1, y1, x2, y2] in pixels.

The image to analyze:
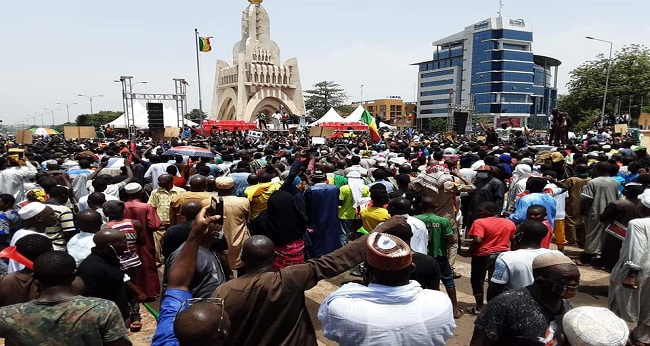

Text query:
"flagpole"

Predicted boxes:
[[194, 28, 205, 134]]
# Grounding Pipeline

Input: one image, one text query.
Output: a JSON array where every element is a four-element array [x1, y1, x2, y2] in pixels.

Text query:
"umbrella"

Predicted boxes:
[[31, 127, 59, 136], [164, 146, 215, 158]]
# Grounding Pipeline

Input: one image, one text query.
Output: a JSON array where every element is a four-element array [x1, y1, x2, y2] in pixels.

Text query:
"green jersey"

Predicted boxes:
[[415, 213, 453, 257]]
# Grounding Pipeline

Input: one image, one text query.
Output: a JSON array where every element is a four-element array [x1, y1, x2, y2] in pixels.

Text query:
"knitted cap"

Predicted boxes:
[[365, 233, 412, 271]]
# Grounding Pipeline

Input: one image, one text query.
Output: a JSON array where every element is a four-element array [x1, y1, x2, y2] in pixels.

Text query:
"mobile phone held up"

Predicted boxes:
[[209, 197, 224, 225]]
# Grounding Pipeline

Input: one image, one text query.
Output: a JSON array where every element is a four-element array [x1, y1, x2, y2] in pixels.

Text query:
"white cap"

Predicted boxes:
[[18, 202, 47, 220], [642, 195, 650, 209], [124, 183, 143, 194], [563, 307, 629, 346]]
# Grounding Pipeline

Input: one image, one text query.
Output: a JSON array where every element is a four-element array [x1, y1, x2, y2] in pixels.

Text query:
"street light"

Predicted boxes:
[[44, 108, 60, 127], [113, 80, 148, 90], [77, 94, 103, 115], [56, 102, 78, 123], [585, 36, 614, 120]]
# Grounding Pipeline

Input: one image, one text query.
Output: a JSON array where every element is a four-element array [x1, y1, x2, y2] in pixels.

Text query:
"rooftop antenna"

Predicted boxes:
[[497, 0, 503, 18]]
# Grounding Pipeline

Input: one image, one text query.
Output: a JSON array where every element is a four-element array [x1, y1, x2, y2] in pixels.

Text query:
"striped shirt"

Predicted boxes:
[[106, 219, 142, 269], [44, 203, 76, 251]]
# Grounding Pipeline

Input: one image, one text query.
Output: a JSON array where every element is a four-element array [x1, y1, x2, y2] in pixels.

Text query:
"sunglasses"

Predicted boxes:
[[176, 297, 225, 332]]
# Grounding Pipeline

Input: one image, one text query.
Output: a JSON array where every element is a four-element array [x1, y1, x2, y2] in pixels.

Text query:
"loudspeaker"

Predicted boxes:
[[453, 112, 469, 134], [147, 103, 164, 129]]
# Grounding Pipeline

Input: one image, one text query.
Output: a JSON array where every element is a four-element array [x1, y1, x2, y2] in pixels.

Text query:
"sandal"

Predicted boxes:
[[453, 308, 465, 319], [465, 307, 481, 316], [453, 272, 462, 279], [573, 259, 591, 267], [129, 321, 142, 333]]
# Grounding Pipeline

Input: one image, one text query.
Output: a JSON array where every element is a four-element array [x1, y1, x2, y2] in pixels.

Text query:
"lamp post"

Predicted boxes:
[[585, 36, 614, 120], [77, 94, 103, 115], [44, 108, 60, 127], [56, 102, 78, 123]]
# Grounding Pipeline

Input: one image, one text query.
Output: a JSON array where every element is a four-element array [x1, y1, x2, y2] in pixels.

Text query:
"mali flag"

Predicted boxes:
[[360, 109, 381, 142], [199, 37, 213, 52]]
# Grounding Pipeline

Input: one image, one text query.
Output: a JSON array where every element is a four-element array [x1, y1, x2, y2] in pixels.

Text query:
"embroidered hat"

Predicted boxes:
[[124, 183, 143, 194], [365, 233, 412, 271], [215, 177, 235, 189], [563, 306, 629, 346], [18, 202, 47, 220], [532, 252, 574, 269]]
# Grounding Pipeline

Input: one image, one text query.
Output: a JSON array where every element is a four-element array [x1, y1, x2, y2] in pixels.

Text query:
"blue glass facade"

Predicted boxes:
[[470, 28, 535, 117], [415, 18, 560, 127]]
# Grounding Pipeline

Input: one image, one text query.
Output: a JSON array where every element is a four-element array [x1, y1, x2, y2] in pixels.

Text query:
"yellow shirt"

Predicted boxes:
[[148, 186, 186, 224], [360, 206, 390, 232], [244, 182, 281, 220]]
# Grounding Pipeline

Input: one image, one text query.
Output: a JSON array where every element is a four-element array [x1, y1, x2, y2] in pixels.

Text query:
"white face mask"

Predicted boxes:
[[477, 172, 489, 179]]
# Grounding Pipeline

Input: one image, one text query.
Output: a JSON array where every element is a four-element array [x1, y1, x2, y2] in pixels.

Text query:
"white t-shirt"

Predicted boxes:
[[545, 183, 567, 220], [491, 248, 561, 289], [8, 229, 48, 273], [407, 216, 429, 255]]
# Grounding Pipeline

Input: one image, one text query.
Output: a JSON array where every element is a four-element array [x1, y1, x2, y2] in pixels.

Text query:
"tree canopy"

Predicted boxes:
[[304, 81, 350, 118], [559, 44, 650, 127], [76, 111, 123, 127], [184, 108, 208, 123]]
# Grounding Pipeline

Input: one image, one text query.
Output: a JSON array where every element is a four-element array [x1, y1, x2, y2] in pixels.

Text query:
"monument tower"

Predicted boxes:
[[210, 0, 305, 122]]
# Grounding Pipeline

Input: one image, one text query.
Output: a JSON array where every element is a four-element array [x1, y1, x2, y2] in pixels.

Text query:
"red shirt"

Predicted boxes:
[[468, 217, 516, 256], [540, 220, 553, 249]]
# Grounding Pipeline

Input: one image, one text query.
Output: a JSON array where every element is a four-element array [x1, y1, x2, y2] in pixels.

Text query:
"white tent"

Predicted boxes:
[[345, 105, 365, 122], [309, 107, 346, 125], [106, 102, 198, 128]]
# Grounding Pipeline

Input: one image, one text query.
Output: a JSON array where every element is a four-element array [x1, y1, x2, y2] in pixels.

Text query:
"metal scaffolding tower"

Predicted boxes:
[[117, 76, 188, 138]]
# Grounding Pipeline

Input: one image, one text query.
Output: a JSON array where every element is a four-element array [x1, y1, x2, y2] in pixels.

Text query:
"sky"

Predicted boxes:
[[1, 0, 648, 125]]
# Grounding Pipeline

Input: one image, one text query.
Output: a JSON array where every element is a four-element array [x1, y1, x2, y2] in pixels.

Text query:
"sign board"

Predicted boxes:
[[64, 126, 96, 139], [614, 124, 628, 134], [248, 131, 263, 139], [309, 126, 323, 137], [311, 137, 326, 145], [15, 130, 32, 144], [164, 127, 180, 138], [321, 127, 335, 137]]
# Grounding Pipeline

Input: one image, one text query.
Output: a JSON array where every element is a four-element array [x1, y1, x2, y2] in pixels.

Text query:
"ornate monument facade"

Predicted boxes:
[[210, 0, 305, 122]]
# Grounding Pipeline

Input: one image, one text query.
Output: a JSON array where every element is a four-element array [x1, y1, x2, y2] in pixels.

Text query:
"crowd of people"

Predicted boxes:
[[0, 120, 647, 345]]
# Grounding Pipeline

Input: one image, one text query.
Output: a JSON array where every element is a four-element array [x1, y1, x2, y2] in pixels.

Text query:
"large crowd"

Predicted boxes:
[[0, 121, 647, 346]]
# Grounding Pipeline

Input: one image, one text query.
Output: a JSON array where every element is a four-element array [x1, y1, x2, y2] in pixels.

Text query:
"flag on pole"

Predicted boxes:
[[198, 37, 213, 52], [360, 110, 381, 142]]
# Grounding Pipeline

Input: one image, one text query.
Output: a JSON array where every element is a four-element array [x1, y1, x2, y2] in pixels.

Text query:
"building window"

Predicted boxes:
[[421, 69, 454, 79], [420, 108, 450, 114], [421, 89, 453, 97], [421, 79, 454, 88], [503, 43, 528, 51], [420, 99, 450, 106]]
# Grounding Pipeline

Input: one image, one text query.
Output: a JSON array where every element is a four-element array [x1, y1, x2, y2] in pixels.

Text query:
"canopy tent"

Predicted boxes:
[[345, 105, 366, 123], [106, 102, 198, 129], [309, 107, 346, 125]]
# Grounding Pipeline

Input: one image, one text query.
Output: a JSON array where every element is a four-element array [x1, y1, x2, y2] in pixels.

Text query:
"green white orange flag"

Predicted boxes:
[[198, 37, 213, 52], [360, 109, 381, 142]]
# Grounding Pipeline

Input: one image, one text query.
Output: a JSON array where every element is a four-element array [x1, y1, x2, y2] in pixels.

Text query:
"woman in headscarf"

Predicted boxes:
[[250, 190, 308, 270], [505, 163, 532, 213]]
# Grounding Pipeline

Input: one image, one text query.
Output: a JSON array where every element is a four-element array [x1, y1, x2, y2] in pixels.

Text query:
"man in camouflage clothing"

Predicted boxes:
[[0, 251, 131, 345]]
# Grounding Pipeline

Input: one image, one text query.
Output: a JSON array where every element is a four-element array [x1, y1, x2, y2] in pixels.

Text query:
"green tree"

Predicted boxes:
[[75, 111, 123, 128], [184, 108, 208, 123], [559, 44, 650, 125], [427, 118, 447, 132], [304, 81, 349, 118]]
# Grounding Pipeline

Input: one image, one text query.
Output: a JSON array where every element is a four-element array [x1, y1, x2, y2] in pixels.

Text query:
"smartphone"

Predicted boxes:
[[209, 197, 224, 225]]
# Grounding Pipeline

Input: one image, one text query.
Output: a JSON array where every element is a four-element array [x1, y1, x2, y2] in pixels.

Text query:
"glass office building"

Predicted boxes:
[[414, 17, 561, 131]]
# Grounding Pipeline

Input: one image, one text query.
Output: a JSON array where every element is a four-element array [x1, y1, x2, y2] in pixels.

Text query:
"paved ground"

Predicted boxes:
[[125, 244, 611, 346]]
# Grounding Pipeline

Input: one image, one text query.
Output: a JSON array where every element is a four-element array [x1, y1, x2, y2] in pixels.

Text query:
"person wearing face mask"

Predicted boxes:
[[77, 229, 146, 322], [467, 165, 506, 230], [470, 252, 580, 346]]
